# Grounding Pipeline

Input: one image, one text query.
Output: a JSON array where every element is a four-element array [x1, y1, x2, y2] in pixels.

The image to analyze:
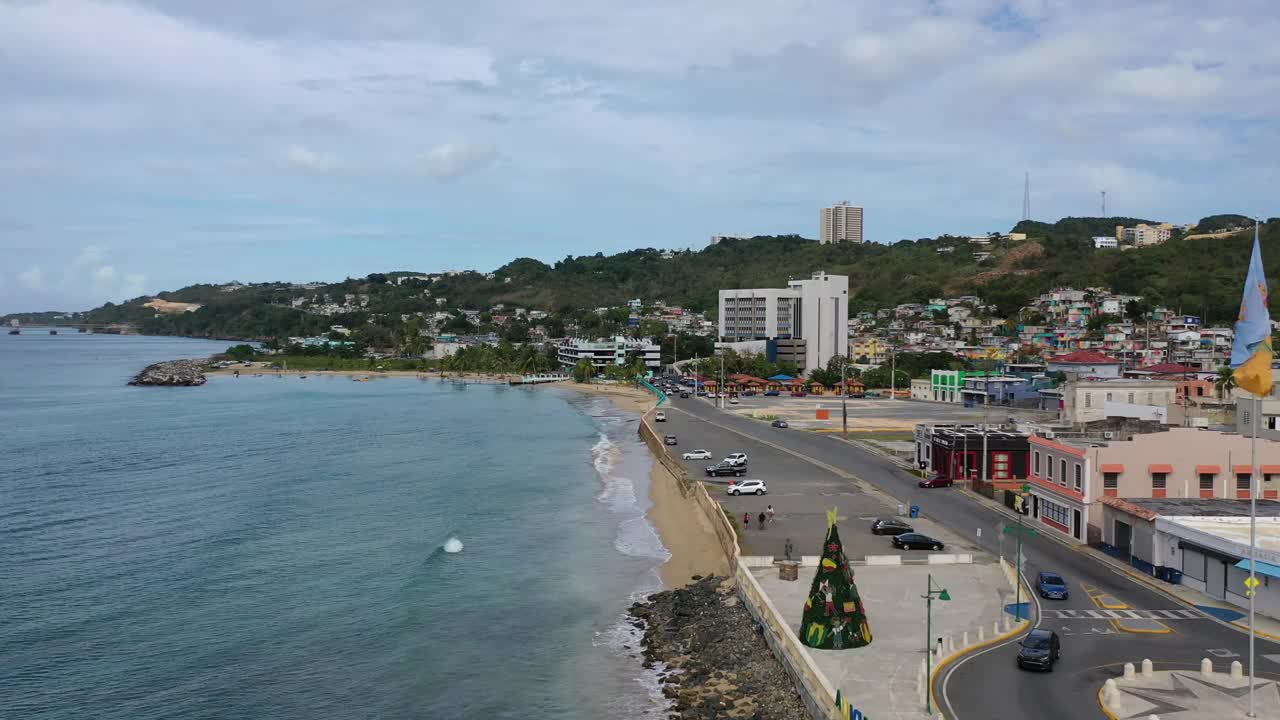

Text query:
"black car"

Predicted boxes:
[[1016, 629, 1060, 671], [891, 532, 944, 551], [771, 419, 789, 428], [705, 462, 746, 477], [870, 517, 913, 536], [680, 392, 690, 398]]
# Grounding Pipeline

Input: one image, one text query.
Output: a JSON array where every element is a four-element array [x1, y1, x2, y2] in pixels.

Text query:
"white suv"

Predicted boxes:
[[727, 479, 767, 496], [723, 453, 748, 467], [654, 411, 667, 422]]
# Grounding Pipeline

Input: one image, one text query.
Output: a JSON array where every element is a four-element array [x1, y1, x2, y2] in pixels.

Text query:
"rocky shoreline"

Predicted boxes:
[[128, 359, 210, 386], [629, 575, 808, 720]]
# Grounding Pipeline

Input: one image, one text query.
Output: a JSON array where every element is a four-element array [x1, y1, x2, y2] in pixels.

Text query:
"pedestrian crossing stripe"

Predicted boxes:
[[1044, 608, 1205, 620]]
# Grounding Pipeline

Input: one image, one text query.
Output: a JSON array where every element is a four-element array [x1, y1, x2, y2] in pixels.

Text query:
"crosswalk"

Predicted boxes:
[[1043, 608, 1206, 621]]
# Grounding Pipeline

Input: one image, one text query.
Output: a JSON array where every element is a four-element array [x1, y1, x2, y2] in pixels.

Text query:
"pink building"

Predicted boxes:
[[1027, 428, 1280, 544]]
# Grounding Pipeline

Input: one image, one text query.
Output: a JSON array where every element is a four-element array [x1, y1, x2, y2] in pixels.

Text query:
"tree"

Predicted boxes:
[[1215, 366, 1237, 399], [799, 512, 871, 650], [572, 358, 596, 383], [225, 344, 255, 361]]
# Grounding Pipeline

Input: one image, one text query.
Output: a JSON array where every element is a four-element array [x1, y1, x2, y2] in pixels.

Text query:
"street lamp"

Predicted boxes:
[[1003, 488, 1038, 621], [923, 573, 951, 715]]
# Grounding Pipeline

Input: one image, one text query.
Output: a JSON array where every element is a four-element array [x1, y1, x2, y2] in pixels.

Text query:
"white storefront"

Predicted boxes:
[[1159, 516, 1280, 618]]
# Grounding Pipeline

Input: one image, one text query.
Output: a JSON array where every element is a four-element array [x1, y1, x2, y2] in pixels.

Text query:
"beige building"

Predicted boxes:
[[848, 336, 887, 364], [1062, 379, 1177, 424], [820, 201, 864, 244], [1027, 428, 1280, 544], [910, 378, 931, 400], [1115, 223, 1174, 247]]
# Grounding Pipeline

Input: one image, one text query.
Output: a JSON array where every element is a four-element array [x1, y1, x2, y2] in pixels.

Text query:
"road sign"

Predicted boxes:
[[1246, 576, 1261, 590], [1021, 483, 1030, 493], [1003, 524, 1038, 536]]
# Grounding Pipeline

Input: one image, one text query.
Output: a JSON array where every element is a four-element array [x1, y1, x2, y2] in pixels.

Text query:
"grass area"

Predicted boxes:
[[258, 354, 427, 371], [847, 431, 914, 442], [751, 413, 780, 421]]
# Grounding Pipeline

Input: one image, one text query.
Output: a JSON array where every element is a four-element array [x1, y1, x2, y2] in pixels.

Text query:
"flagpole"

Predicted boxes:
[[1248, 217, 1260, 718]]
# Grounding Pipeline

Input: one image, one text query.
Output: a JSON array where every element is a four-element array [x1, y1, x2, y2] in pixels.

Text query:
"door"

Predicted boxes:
[[1072, 509, 1082, 541], [1114, 520, 1132, 560], [1205, 558, 1227, 600]]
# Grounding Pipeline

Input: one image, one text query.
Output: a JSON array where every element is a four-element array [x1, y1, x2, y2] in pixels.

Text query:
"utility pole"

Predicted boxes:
[[719, 350, 725, 409], [841, 353, 849, 440], [922, 574, 951, 716], [1100, 190, 1107, 217], [890, 342, 897, 400], [1003, 488, 1038, 622]]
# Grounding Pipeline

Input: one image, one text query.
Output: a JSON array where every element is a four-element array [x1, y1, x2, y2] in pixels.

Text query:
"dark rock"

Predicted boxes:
[[128, 359, 209, 387]]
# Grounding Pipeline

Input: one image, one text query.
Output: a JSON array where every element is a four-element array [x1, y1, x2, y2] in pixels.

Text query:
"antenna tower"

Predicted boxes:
[[1100, 190, 1107, 217], [1022, 172, 1030, 221]]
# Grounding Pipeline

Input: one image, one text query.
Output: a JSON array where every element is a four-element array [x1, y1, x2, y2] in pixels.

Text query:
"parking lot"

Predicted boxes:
[[653, 402, 982, 560], [685, 392, 1053, 433]]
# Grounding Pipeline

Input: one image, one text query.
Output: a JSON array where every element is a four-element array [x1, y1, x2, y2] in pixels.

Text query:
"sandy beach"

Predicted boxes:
[[557, 382, 730, 586], [206, 365, 511, 383]]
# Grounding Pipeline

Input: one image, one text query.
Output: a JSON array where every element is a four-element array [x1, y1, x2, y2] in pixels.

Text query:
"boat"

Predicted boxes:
[[299, 375, 307, 379], [49, 330, 58, 335], [6, 329, 17, 335], [353, 376, 370, 382]]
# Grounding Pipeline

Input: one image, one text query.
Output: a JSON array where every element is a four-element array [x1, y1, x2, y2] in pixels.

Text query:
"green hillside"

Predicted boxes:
[[11, 214, 1277, 343]]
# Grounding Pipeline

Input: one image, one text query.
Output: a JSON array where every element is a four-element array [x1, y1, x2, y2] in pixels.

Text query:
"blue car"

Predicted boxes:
[[1037, 571, 1069, 600]]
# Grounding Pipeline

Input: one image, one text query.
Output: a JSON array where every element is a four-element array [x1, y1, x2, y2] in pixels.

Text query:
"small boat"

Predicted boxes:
[[6, 329, 18, 335], [353, 376, 370, 382], [50, 330, 58, 335], [299, 375, 307, 379]]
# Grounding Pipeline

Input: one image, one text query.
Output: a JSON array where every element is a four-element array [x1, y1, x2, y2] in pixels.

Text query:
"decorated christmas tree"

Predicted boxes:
[[799, 508, 872, 650]]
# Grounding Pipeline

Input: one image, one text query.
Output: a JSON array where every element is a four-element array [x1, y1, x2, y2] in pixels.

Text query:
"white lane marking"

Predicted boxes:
[[1176, 609, 1202, 618], [1263, 654, 1280, 665]]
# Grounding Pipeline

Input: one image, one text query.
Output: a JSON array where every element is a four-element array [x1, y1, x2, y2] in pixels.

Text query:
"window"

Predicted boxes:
[[1237, 474, 1252, 490], [1106, 392, 1113, 402], [1199, 474, 1215, 490], [1034, 451, 1041, 475], [1047, 455, 1053, 479], [1060, 460, 1068, 485], [1152, 473, 1167, 489], [1104, 472, 1119, 489], [1267, 474, 1277, 485], [1040, 498, 1071, 528], [1128, 392, 1135, 403], [1197, 386, 1204, 397], [1084, 393, 1092, 408], [1146, 392, 1153, 404], [1074, 464, 1083, 490]]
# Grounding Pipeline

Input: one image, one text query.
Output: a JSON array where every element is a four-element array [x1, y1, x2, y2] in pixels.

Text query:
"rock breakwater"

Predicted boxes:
[[128, 359, 209, 386]]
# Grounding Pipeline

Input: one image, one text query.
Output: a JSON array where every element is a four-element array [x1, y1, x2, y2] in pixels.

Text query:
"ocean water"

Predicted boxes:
[[1, 332, 670, 719]]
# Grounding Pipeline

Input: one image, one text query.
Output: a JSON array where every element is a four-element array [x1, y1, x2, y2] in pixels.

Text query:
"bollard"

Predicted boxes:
[[1004, 615, 1012, 632], [962, 631, 970, 649], [1141, 659, 1153, 678], [946, 635, 956, 654], [993, 621, 1000, 637], [978, 626, 985, 643], [1231, 660, 1243, 680], [1201, 658, 1213, 677], [1148, 716, 1160, 720], [1123, 662, 1135, 680], [1102, 679, 1119, 708]]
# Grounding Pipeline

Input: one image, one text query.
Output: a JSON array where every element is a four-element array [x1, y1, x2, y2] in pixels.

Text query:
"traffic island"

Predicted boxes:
[[1099, 658, 1280, 718]]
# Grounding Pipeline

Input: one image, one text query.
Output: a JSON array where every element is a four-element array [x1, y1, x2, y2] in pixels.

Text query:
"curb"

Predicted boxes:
[[1095, 686, 1121, 720], [929, 617, 1030, 718]]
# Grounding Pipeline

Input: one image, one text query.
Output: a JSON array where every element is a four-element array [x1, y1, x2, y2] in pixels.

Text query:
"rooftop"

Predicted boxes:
[[1101, 496, 1280, 520], [1131, 362, 1201, 375], [1049, 350, 1121, 365]]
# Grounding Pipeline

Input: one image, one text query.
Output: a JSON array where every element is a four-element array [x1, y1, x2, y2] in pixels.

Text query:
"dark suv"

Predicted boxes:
[[705, 462, 745, 477], [1016, 629, 1060, 671], [870, 517, 913, 536]]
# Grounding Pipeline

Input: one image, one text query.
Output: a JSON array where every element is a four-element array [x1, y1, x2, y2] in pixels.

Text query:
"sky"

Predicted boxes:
[[3, 0, 1280, 313]]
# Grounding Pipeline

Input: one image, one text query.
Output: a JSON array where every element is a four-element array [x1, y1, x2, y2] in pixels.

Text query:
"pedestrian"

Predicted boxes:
[[743, 512, 750, 530], [766, 505, 775, 523], [758, 511, 766, 529]]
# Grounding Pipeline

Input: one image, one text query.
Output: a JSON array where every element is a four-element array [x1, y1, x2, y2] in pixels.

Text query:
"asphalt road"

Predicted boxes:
[[662, 394, 1280, 720]]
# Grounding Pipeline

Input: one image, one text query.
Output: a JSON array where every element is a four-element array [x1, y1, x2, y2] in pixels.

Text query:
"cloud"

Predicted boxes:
[[283, 145, 341, 173], [425, 142, 498, 181], [19, 266, 45, 290]]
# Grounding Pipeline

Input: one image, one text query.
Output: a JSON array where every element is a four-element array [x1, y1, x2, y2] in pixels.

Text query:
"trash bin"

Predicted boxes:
[[1166, 569, 1183, 585], [909, 504, 920, 519]]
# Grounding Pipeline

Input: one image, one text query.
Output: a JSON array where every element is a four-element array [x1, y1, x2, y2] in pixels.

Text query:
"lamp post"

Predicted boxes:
[[1003, 489, 1038, 621], [841, 352, 849, 440], [923, 573, 951, 715]]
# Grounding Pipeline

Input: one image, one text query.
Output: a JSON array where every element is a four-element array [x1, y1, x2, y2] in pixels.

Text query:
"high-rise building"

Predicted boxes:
[[718, 271, 849, 372], [820, 202, 864, 244]]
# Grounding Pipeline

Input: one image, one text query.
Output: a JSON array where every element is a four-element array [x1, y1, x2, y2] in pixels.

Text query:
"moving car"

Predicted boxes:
[[664, 434, 678, 446], [1036, 571, 1070, 600], [763, 390, 780, 396], [682, 449, 712, 461], [742, 391, 756, 397], [727, 479, 767, 495], [706, 462, 746, 477], [728, 397, 739, 404], [723, 452, 748, 467], [771, 419, 789, 428], [891, 533, 945, 551], [680, 392, 690, 398], [917, 473, 953, 488], [870, 517, 914, 536], [1015, 629, 1060, 672], [654, 411, 667, 422], [790, 391, 807, 397]]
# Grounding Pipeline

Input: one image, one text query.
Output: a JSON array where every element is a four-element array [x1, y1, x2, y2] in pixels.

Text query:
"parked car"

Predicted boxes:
[[1015, 629, 1060, 672], [771, 419, 789, 428], [727, 479, 767, 496], [1036, 571, 1070, 600], [664, 434, 678, 446], [870, 517, 913, 536], [706, 462, 746, 477], [696, 391, 708, 397], [891, 533, 945, 551], [654, 411, 667, 422], [917, 473, 953, 488], [728, 397, 739, 404], [742, 391, 757, 396], [764, 390, 780, 396], [790, 391, 807, 397], [680, 392, 690, 398], [682, 449, 712, 461], [723, 452, 748, 467]]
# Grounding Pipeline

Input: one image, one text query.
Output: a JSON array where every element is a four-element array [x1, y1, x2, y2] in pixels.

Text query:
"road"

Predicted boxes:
[[662, 394, 1280, 720]]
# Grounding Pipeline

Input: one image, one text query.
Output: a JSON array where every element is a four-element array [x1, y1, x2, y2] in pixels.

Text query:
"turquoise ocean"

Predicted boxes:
[[2, 332, 671, 719]]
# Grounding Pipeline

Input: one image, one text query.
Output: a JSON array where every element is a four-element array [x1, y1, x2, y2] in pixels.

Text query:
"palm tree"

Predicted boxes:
[[1215, 366, 1237, 400]]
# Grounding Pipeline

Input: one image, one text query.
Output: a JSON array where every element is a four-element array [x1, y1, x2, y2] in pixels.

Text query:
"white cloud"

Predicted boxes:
[[1101, 64, 1223, 103], [121, 273, 147, 299], [283, 145, 341, 173], [93, 265, 117, 285], [426, 142, 498, 181], [840, 18, 987, 85], [19, 266, 44, 290]]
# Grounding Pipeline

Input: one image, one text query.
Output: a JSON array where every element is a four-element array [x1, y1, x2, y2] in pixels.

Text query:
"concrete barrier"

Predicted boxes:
[[866, 555, 903, 565]]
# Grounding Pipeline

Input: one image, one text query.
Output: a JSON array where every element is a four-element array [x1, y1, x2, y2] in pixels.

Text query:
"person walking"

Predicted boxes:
[[758, 511, 766, 529], [743, 512, 750, 531], [766, 505, 775, 523]]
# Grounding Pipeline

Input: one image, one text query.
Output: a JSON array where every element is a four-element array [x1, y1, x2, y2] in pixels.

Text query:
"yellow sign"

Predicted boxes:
[[1245, 576, 1261, 590]]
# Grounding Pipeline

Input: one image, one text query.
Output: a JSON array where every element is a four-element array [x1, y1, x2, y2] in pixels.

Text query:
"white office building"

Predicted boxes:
[[557, 336, 661, 371], [718, 271, 849, 372], [820, 202, 864, 244], [1093, 236, 1118, 249]]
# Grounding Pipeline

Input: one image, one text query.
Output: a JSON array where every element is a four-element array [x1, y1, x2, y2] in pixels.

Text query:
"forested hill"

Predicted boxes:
[[13, 214, 1278, 341]]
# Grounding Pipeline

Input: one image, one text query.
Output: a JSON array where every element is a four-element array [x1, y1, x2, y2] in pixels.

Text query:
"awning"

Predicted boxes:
[[1101, 464, 1125, 473], [1148, 464, 1174, 474], [1263, 465, 1280, 475], [1235, 559, 1280, 579], [1233, 464, 1254, 474], [1196, 465, 1222, 475]]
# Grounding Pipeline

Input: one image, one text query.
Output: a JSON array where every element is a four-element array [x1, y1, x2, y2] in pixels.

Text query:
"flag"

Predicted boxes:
[[1231, 223, 1273, 397]]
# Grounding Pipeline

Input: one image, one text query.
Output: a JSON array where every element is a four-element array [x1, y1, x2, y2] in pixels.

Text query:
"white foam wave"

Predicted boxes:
[[594, 576, 675, 720], [615, 515, 672, 561]]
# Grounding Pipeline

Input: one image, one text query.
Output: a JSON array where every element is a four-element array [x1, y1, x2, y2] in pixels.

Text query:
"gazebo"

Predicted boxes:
[[833, 379, 866, 396]]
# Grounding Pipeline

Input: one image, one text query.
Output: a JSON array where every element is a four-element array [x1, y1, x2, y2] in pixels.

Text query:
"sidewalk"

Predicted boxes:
[[753, 562, 1010, 720]]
